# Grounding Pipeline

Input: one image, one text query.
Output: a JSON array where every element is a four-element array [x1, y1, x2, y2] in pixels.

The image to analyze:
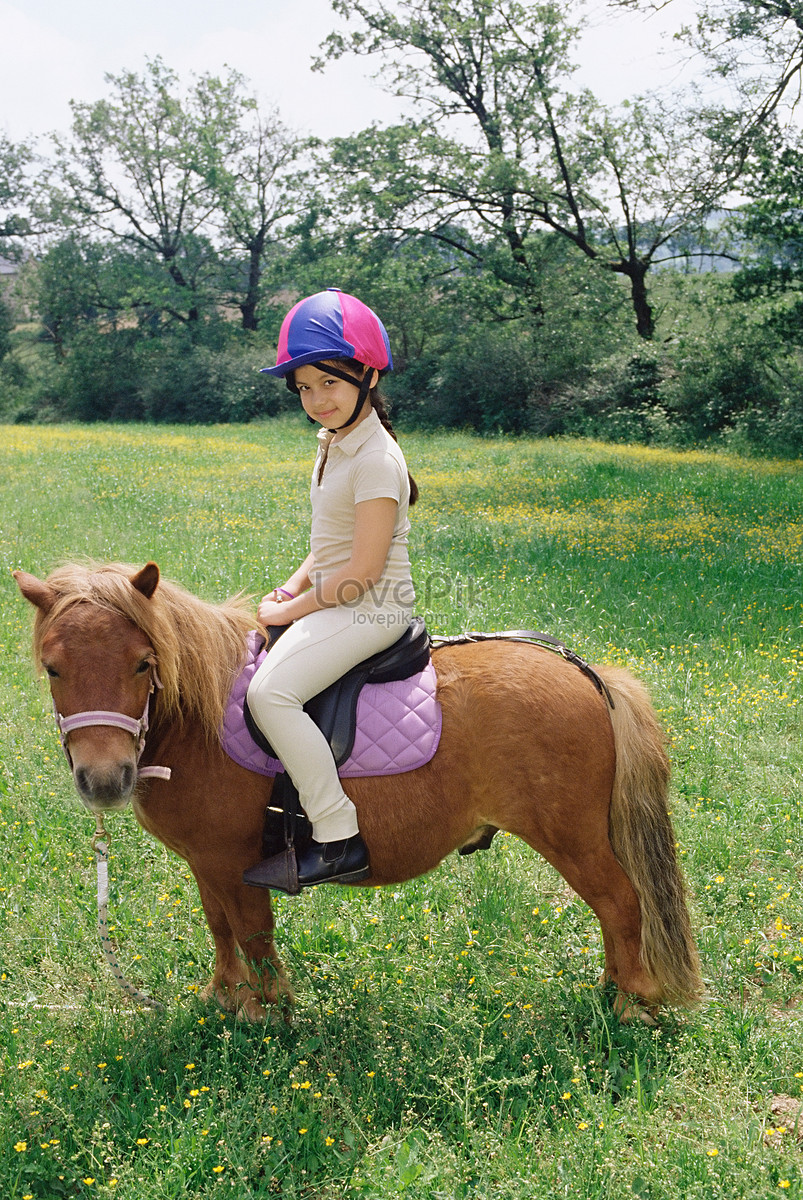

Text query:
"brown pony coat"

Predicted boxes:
[[15, 561, 702, 1019]]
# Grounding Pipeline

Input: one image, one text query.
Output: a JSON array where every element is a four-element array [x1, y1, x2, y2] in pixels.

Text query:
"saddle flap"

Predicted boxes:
[[362, 616, 431, 683]]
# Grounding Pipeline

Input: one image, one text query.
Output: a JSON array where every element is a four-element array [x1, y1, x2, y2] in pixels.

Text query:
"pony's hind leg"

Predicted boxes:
[[513, 802, 663, 1011], [550, 842, 663, 1012]]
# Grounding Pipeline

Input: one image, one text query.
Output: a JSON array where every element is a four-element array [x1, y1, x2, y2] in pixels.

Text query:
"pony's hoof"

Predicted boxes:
[[613, 992, 660, 1024], [235, 995, 269, 1023]]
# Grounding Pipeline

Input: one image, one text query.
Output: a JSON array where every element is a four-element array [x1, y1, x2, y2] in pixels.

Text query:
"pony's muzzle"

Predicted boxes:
[[73, 761, 137, 809]]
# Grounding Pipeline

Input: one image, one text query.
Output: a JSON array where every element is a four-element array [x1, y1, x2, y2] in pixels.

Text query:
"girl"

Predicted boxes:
[[243, 288, 418, 891]]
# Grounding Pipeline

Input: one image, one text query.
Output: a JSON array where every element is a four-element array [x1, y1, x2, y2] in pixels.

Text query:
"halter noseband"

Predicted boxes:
[[55, 664, 172, 782]]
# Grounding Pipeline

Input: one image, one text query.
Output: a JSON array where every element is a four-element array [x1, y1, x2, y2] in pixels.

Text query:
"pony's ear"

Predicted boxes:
[[13, 569, 56, 614], [130, 562, 160, 599]]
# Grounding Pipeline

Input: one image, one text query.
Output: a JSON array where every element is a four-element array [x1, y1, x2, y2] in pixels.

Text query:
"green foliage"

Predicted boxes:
[[25, 326, 283, 424], [50, 58, 302, 335], [0, 295, 13, 362], [0, 132, 34, 248], [732, 135, 803, 351], [320, 0, 742, 338]]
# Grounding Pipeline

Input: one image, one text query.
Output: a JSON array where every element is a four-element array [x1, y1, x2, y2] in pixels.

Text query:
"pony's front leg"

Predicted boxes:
[[193, 874, 292, 1021]]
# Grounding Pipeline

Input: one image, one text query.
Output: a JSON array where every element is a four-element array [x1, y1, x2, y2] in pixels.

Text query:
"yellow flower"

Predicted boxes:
[[212, 1165, 225, 1174], [14, 1141, 27, 1152], [707, 1148, 719, 1157], [325, 1136, 335, 1146]]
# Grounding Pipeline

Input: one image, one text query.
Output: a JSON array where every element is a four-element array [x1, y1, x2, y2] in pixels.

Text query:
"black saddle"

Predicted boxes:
[[243, 615, 430, 768]]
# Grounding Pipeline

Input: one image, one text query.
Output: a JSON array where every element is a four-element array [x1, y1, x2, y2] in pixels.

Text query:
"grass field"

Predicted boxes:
[[1, 420, 802, 1199]]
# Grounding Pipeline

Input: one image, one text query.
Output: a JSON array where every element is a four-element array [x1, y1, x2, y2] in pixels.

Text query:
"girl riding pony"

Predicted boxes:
[[243, 288, 418, 891]]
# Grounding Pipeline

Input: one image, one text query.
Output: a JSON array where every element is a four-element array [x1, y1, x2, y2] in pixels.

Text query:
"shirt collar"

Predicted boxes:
[[316, 408, 381, 458]]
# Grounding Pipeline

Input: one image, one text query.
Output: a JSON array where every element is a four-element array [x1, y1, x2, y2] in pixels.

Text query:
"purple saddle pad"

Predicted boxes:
[[220, 631, 442, 778]]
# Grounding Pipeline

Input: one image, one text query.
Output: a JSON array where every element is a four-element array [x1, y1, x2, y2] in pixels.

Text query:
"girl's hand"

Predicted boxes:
[[257, 597, 294, 627]]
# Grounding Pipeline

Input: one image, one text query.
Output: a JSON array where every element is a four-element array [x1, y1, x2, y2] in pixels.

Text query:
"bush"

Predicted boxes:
[[558, 349, 674, 444], [662, 329, 780, 440], [17, 327, 293, 424], [135, 340, 278, 424], [387, 326, 544, 434]]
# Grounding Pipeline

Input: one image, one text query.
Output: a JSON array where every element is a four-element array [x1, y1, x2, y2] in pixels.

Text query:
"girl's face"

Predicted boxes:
[[294, 362, 377, 432]]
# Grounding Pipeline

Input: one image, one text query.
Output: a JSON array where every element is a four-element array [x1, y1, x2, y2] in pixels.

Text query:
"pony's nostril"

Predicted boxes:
[[119, 763, 136, 794], [74, 766, 92, 797]]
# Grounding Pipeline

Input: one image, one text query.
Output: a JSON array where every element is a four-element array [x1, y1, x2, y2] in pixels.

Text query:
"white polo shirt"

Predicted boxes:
[[309, 409, 415, 609]]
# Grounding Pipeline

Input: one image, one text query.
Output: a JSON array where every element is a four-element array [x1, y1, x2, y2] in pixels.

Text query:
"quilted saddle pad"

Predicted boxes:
[[220, 631, 442, 779]]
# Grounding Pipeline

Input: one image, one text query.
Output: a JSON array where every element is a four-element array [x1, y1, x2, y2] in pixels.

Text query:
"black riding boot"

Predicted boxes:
[[243, 833, 370, 893], [296, 833, 370, 887]]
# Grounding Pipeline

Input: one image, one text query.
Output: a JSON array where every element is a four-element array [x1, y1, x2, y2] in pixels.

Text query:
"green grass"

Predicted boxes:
[[1, 420, 802, 1198]]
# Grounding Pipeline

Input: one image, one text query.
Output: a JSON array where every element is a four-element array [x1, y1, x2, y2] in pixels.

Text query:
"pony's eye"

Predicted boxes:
[[136, 660, 152, 675], [44, 664, 59, 679]]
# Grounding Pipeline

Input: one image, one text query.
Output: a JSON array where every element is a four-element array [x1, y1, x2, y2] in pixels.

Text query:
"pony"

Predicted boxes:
[[14, 560, 702, 1021]]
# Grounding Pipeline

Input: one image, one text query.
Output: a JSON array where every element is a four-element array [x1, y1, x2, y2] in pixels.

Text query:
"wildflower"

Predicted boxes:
[[212, 1166, 224, 1174], [325, 1136, 335, 1146], [14, 1141, 27, 1152], [707, 1148, 719, 1157]]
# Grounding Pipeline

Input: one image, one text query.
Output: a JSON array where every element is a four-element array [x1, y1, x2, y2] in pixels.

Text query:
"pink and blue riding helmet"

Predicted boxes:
[[262, 288, 393, 430]]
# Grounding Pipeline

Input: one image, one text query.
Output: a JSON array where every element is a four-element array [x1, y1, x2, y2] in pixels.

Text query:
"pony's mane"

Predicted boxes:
[[33, 562, 256, 739]]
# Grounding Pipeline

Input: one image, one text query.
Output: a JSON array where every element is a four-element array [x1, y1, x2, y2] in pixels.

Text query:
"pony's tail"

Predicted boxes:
[[600, 665, 703, 1007]]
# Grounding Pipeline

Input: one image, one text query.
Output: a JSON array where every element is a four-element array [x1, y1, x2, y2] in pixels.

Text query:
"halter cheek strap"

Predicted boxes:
[[55, 665, 172, 782]]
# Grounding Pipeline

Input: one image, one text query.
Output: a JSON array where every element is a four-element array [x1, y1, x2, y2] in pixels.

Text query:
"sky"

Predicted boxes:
[[0, 0, 701, 145]]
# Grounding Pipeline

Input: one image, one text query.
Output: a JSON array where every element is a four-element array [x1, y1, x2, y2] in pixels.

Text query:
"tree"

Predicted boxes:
[[730, 130, 803, 345], [684, 0, 803, 126], [52, 59, 256, 327], [212, 108, 305, 331], [0, 134, 35, 253], [319, 0, 745, 338]]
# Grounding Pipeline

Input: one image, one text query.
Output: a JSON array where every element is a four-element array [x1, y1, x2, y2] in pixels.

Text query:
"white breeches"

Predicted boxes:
[[247, 601, 413, 841]]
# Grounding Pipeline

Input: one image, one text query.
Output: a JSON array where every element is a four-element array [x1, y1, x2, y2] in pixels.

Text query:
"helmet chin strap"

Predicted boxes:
[[302, 364, 372, 432]]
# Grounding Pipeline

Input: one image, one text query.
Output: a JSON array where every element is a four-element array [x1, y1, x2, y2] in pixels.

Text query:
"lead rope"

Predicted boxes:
[[92, 814, 165, 1012]]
